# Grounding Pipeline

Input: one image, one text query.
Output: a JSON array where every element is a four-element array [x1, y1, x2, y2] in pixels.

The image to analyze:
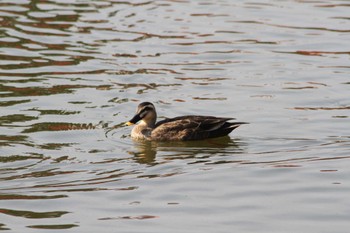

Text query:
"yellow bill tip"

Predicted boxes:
[[125, 121, 134, 126]]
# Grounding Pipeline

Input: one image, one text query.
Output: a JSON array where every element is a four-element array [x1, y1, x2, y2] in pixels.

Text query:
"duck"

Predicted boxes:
[[126, 102, 247, 141]]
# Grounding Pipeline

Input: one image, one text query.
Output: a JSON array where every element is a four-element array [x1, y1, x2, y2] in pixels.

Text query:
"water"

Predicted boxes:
[[1, 0, 350, 232]]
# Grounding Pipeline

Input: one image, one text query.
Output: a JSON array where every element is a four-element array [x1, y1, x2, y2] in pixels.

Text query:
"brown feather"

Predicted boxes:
[[151, 115, 245, 141]]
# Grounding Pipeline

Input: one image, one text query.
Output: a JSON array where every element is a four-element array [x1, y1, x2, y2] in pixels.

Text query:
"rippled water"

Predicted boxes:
[[1, 0, 350, 232]]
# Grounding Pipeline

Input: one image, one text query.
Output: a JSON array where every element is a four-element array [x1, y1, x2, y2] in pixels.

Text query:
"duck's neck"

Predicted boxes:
[[139, 119, 155, 129], [131, 120, 153, 140]]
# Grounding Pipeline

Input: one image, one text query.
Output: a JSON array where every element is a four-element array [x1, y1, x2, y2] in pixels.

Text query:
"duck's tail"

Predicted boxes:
[[209, 121, 248, 138]]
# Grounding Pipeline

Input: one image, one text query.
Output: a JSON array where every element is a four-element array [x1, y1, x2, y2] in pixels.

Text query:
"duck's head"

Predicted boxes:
[[126, 102, 157, 127]]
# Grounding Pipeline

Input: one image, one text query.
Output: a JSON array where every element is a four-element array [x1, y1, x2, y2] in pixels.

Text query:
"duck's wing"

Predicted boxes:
[[152, 115, 246, 141]]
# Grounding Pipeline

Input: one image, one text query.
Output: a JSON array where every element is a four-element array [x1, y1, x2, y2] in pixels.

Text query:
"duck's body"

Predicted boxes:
[[126, 102, 246, 141]]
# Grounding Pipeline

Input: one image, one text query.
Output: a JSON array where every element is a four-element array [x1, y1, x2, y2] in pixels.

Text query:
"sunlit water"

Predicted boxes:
[[1, 0, 350, 232]]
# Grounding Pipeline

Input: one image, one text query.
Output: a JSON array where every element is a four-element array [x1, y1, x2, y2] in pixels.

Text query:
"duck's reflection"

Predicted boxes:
[[128, 136, 246, 165]]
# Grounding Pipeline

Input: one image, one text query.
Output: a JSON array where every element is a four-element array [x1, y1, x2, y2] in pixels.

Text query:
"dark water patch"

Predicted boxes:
[[108, 68, 182, 75], [0, 69, 108, 77], [236, 39, 278, 44], [190, 13, 228, 17], [43, 187, 111, 193], [21, 122, 103, 133], [0, 114, 38, 125], [316, 4, 350, 8], [0, 84, 96, 97], [233, 20, 350, 33], [0, 135, 29, 144], [158, 60, 244, 67], [108, 97, 129, 104], [99, 215, 158, 221], [318, 66, 350, 69], [283, 86, 318, 90], [157, 62, 204, 66], [215, 30, 244, 34], [2, 169, 83, 182], [96, 31, 186, 43], [137, 171, 182, 179], [0, 154, 44, 164], [277, 24, 350, 33], [0, 194, 67, 200], [182, 68, 225, 71], [291, 106, 350, 111], [0, 99, 31, 107], [26, 224, 78, 230], [332, 116, 348, 118], [204, 49, 245, 54], [51, 155, 75, 163], [113, 53, 138, 58], [0, 135, 36, 149], [274, 50, 350, 56], [0, 208, 69, 219], [0, 55, 93, 70], [8, 23, 71, 37], [37, 143, 75, 150], [193, 97, 227, 101], [0, 223, 10, 230], [0, 77, 46, 84], [331, 17, 350, 20], [176, 77, 228, 81], [68, 101, 92, 104], [171, 40, 233, 46]]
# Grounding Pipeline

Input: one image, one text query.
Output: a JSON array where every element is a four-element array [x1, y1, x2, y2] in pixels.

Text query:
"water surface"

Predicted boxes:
[[1, 0, 350, 232]]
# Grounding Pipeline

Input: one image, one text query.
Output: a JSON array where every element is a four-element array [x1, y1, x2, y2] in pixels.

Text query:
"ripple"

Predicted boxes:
[[233, 20, 350, 33], [99, 215, 159, 221], [291, 106, 350, 111], [274, 50, 350, 56]]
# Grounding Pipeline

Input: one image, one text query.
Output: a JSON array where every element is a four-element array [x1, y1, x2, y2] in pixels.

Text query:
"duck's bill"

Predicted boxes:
[[126, 114, 141, 126]]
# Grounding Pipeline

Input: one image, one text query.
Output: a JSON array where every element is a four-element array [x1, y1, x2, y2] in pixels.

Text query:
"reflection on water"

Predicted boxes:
[[128, 136, 245, 165], [1, 0, 350, 232]]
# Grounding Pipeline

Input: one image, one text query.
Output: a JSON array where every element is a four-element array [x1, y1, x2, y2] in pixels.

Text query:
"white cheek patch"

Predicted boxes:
[[139, 111, 147, 118], [138, 104, 154, 118]]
